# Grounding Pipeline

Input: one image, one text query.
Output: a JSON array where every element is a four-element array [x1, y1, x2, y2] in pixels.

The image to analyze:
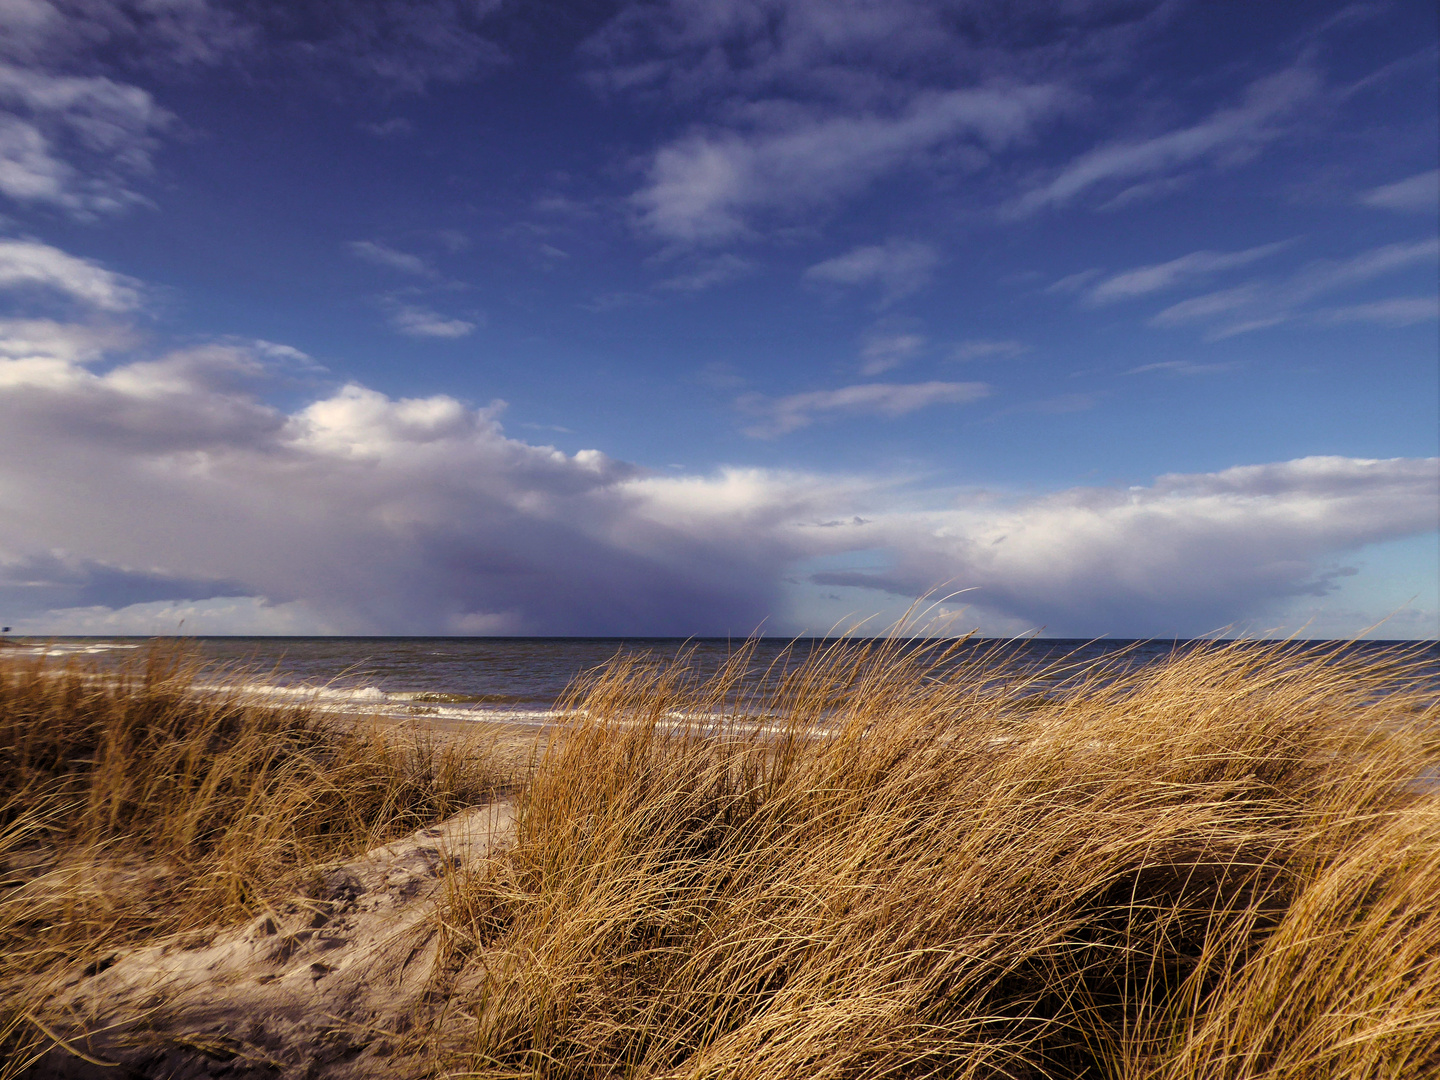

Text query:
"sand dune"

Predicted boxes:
[[35, 801, 515, 1079]]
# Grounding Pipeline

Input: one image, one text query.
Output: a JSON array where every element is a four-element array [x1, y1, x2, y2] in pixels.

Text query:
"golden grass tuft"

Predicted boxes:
[[0, 642, 503, 1076], [436, 637, 1440, 1079]]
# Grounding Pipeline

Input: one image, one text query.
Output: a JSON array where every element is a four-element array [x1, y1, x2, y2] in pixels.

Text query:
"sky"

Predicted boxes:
[[0, 0, 1436, 639]]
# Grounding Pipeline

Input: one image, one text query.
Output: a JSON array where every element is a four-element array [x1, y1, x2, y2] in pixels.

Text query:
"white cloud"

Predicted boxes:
[[859, 331, 926, 375], [0, 0, 507, 217], [656, 252, 753, 291], [1047, 268, 1103, 294], [1150, 238, 1440, 337], [0, 0, 250, 70], [740, 380, 989, 437], [1288, 238, 1440, 299], [951, 339, 1026, 361], [0, 238, 143, 310], [0, 60, 172, 214], [11, 596, 336, 636], [1360, 169, 1439, 214], [0, 313, 1433, 636], [387, 303, 475, 339], [349, 240, 434, 276], [0, 240, 1433, 639], [1084, 241, 1292, 304], [805, 239, 939, 302], [634, 86, 1060, 241], [0, 114, 72, 204], [360, 118, 414, 138], [585, 0, 1170, 106], [1318, 296, 1439, 327], [815, 456, 1440, 637], [1127, 359, 1232, 376], [262, 0, 508, 92], [1012, 65, 1321, 216]]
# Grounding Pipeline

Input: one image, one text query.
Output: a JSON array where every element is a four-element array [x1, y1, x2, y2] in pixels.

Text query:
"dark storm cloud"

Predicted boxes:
[[0, 551, 248, 617]]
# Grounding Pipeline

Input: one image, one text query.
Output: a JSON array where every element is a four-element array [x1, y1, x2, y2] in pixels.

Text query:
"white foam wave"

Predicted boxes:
[[1, 641, 144, 656]]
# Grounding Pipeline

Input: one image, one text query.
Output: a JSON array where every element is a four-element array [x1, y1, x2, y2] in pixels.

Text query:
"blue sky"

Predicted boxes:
[[0, 0, 1436, 637]]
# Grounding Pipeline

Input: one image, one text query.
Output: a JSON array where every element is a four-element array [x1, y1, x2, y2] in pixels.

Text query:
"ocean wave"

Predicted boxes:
[[1, 641, 144, 656]]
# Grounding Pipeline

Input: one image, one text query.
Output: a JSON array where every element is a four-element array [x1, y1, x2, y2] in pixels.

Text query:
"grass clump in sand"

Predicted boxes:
[[436, 636, 1440, 1079], [0, 643, 503, 1075]]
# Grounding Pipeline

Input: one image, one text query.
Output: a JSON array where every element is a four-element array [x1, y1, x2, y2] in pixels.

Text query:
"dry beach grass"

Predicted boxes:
[[2, 635, 1438, 1078], [0, 645, 506, 1076]]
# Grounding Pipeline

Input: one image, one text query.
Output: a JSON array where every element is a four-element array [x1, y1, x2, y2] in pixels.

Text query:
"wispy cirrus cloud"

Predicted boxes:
[[0, 61, 172, 215], [656, 252, 753, 292], [739, 379, 989, 438], [386, 301, 476, 339], [633, 86, 1061, 242], [1150, 237, 1440, 338], [588, 0, 1205, 243], [951, 339, 1026, 361], [1083, 240, 1293, 304], [349, 240, 435, 277], [1360, 169, 1439, 214], [584, 0, 1172, 106], [1011, 64, 1321, 217], [0, 0, 509, 218], [805, 239, 939, 303], [1317, 296, 1439, 327], [859, 330, 927, 376]]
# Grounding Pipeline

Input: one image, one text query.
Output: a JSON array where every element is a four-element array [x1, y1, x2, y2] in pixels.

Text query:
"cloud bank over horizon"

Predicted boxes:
[[0, 267, 1433, 639]]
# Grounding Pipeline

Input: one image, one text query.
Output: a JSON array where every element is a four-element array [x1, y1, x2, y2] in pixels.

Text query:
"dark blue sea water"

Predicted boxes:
[[7, 636, 1437, 726]]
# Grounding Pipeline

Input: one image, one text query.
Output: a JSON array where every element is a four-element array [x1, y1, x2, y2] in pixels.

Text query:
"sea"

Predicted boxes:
[[5, 636, 1437, 728]]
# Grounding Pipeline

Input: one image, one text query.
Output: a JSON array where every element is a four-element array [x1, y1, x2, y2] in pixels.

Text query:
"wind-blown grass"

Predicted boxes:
[[437, 637, 1440, 1079], [3, 636, 1436, 1078], [0, 643, 502, 1076]]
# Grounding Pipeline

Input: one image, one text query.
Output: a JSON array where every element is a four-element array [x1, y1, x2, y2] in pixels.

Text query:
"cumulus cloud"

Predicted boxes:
[[0, 238, 143, 310], [0, 322, 833, 634], [1011, 65, 1321, 216], [0, 314, 1433, 636], [386, 302, 475, 339], [0, 317, 128, 359], [815, 456, 1440, 637], [0, 237, 1434, 638], [805, 239, 939, 302], [1360, 169, 1439, 214], [739, 380, 989, 437]]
